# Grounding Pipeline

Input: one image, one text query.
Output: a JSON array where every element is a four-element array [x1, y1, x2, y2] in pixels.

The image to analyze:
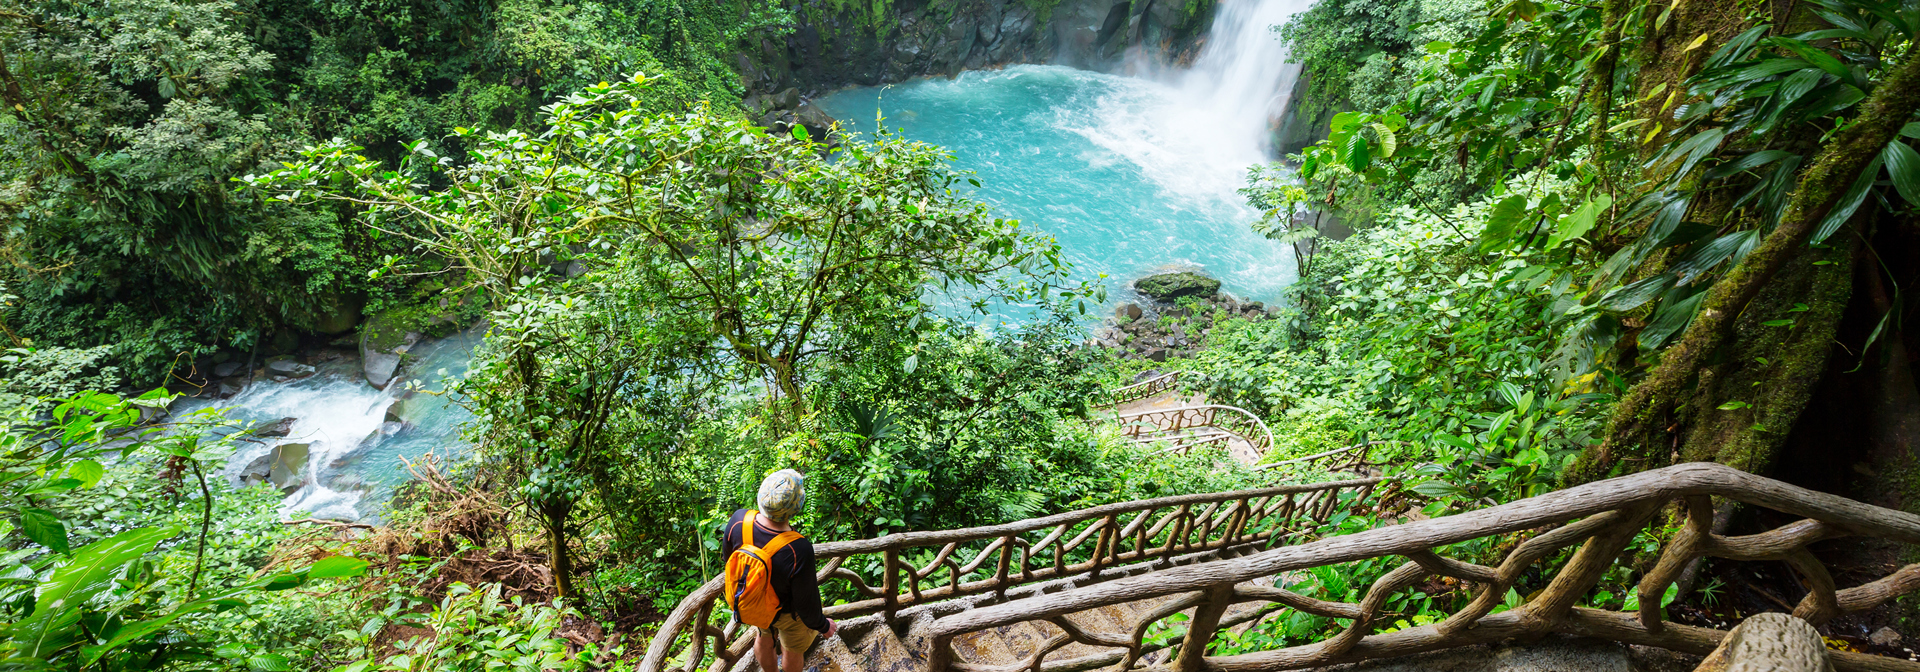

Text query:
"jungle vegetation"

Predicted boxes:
[[1, 0, 1919, 664]]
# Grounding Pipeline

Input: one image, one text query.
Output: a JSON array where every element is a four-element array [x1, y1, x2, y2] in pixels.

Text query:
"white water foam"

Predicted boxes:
[[1067, 0, 1308, 202]]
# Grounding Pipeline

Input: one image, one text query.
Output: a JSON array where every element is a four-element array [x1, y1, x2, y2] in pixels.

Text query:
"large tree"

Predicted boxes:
[[247, 74, 1091, 596]]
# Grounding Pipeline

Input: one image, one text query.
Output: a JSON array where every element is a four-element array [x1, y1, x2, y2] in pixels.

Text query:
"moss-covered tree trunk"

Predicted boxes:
[[1567, 48, 1920, 483]]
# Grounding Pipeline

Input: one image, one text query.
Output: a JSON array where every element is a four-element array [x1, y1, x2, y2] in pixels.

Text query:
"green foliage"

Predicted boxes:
[[332, 583, 601, 672], [0, 0, 789, 383], [0, 347, 122, 412], [1196, 203, 1605, 474], [0, 391, 368, 670], [248, 74, 1100, 597]]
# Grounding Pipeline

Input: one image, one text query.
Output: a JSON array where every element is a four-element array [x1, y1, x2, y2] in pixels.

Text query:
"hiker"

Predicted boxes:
[[722, 469, 838, 672]]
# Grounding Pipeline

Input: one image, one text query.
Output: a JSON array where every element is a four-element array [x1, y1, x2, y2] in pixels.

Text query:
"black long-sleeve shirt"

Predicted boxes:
[[720, 508, 828, 632]]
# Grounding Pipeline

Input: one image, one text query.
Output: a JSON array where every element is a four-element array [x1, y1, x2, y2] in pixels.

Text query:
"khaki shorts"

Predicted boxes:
[[759, 612, 817, 654]]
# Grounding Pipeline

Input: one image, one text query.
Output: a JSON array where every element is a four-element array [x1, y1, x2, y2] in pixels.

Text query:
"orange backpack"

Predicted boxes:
[[724, 510, 805, 629]]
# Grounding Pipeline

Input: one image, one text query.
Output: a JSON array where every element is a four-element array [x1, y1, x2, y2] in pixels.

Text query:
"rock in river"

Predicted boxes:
[[1134, 271, 1221, 300]]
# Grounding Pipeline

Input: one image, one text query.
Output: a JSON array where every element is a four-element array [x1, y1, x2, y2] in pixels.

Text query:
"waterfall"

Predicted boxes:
[[1066, 0, 1306, 212], [1174, 0, 1310, 160]]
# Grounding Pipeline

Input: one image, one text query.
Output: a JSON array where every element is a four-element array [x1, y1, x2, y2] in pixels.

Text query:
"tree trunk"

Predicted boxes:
[[545, 504, 576, 599], [1570, 49, 1920, 483]]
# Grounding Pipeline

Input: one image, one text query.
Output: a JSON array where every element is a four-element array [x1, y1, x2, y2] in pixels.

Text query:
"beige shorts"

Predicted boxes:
[[759, 612, 817, 654]]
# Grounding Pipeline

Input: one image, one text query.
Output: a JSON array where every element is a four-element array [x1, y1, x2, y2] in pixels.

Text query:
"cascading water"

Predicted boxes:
[[204, 0, 1307, 520], [816, 0, 1310, 310], [187, 329, 481, 522]]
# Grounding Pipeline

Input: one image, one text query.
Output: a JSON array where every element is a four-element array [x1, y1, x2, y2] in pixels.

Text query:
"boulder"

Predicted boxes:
[[312, 291, 365, 335], [1144, 348, 1168, 362], [364, 351, 401, 389], [1134, 272, 1221, 300], [237, 452, 273, 488], [1872, 627, 1902, 647], [268, 443, 310, 494], [252, 417, 296, 438], [213, 361, 245, 378], [218, 379, 246, 399], [266, 358, 316, 378], [1115, 302, 1143, 320], [793, 102, 837, 143]]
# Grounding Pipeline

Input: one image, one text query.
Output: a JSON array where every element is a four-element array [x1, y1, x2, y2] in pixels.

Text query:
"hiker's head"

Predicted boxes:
[[757, 469, 806, 524]]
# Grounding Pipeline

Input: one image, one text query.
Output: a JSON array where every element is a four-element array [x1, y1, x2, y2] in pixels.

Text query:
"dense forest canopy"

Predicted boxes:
[[2, 0, 1920, 665]]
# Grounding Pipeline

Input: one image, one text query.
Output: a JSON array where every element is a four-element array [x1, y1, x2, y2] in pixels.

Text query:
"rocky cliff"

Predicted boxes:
[[739, 0, 1217, 94]]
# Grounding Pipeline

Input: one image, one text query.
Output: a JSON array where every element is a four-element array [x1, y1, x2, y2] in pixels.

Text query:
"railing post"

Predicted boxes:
[[1175, 583, 1235, 672], [1090, 514, 1116, 578], [883, 548, 899, 622], [994, 535, 1013, 600]]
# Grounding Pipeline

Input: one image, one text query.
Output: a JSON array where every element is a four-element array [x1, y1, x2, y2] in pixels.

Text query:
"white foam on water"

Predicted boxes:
[[1067, 0, 1309, 206]]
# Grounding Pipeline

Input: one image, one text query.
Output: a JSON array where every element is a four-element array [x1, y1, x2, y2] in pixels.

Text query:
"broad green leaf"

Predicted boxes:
[[1717, 400, 1752, 410], [1813, 153, 1884, 243], [67, 460, 103, 489], [248, 653, 293, 672], [20, 509, 67, 556], [1329, 111, 1364, 134], [1882, 140, 1920, 205], [1598, 274, 1675, 312], [1706, 150, 1795, 179], [1545, 196, 1613, 249], [1478, 195, 1529, 251], [1766, 37, 1851, 81], [1639, 291, 1707, 350], [1370, 123, 1398, 159], [1670, 230, 1759, 285], [307, 556, 371, 579], [1343, 133, 1371, 172], [14, 527, 177, 659]]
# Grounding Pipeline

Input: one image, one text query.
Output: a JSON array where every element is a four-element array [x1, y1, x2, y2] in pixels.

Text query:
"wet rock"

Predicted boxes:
[[266, 359, 315, 378], [252, 417, 296, 438], [364, 352, 401, 389], [238, 452, 273, 487], [793, 102, 837, 142], [269, 443, 310, 494], [1134, 271, 1221, 300], [213, 361, 245, 378], [218, 379, 246, 399], [1872, 627, 1902, 647]]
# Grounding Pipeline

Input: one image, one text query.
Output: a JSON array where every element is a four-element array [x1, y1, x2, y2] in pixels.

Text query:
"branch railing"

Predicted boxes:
[[1255, 441, 1395, 477], [639, 477, 1391, 672], [1097, 371, 1197, 409], [921, 462, 1920, 672], [1113, 405, 1275, 460]]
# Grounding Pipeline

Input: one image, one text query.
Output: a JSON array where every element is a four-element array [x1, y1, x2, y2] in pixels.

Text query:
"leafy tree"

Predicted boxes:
[[1267, 0, 1920, 485], [245, 74, 1091, 597]]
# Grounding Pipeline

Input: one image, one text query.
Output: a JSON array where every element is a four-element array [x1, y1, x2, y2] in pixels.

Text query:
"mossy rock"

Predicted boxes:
[[1134, 272, 1221, 300]]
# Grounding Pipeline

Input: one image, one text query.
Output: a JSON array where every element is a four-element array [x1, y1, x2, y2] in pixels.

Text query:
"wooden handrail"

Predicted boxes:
[[920, 462, 1920, 672], [1095, 370, 1202, 408], [638, 476, 1393, 672], [1113, 404, 1276, 460]]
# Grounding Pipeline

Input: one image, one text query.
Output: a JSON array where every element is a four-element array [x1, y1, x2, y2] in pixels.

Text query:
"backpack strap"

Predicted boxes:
[[759, 530, 804, 562], [740, 510, 760, 548]]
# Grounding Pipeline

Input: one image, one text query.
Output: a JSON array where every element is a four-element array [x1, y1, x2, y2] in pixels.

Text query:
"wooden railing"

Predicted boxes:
[[1097, 371, 1198, 408], [921, 462, 1920, 672], [1114, 405, 1275, 460], [639, 477, 1390, 672], [1255, 441, 1393, 476]]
